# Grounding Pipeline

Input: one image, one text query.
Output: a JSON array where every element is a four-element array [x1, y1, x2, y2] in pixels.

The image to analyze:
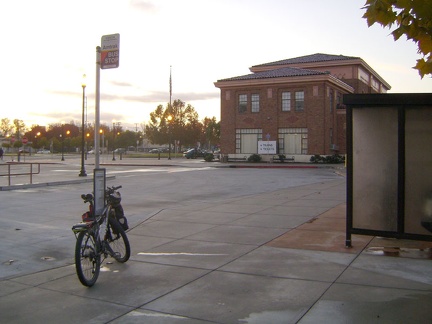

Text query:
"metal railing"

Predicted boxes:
[[0, 162, 41, 186]]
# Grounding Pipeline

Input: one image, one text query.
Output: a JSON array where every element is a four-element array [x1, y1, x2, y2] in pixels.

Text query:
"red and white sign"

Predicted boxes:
[[22, 137, 28, 144], [101, 33, 120, 69]]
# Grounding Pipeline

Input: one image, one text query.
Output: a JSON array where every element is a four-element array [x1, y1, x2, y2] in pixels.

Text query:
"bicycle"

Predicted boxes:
[[72, 185, 131, 287]]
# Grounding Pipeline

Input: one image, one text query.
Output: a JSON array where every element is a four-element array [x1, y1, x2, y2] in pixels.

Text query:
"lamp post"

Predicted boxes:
[[79, 74, 87, 177], [66, 130, 71, 156], [33, 131, 41, 155], [100, 129, 104, 154], [85, 132, 90, 160], [167, 115, 172, 160], [112, 123, 116, 161], [61, 124, 64, 161]]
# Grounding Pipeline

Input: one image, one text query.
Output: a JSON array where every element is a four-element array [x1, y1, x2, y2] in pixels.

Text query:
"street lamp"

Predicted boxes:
[[32, 131, 41, 155], [85, 133, 90, 160], [99, 129, 104, 154], [65, 130, 71, 156], [167, 115, 172, 160], [112, 123, 116, 161], [79, 74, 87, 177]]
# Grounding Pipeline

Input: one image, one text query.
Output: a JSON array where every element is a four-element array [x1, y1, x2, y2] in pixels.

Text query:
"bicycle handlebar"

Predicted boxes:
[[81, 193, 93, 203], [81, 185, 122, 203]]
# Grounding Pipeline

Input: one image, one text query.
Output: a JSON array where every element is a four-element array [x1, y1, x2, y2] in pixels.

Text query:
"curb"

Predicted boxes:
[[0, 176, 116, 191], [228, 164, 319, 169]]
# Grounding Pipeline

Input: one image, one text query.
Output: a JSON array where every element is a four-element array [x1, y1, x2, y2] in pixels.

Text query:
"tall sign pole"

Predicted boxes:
[[93, 33, 120, 214], [95, 46, 101, 169], [95, 33, 120, 169]]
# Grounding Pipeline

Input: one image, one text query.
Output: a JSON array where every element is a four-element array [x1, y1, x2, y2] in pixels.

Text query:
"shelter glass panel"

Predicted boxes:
[[405, 108, 432, 234], [352, 107, 398, 231]]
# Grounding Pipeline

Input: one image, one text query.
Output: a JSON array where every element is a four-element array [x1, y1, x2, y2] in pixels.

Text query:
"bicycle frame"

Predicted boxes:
[[72, 205, 112, 256]]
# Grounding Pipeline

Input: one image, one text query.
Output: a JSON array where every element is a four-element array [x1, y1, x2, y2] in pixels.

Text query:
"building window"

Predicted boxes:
[[278, 128, 308, 154], [238, 94, 247, 113], [337, 92, 342, 105], [251, 94, 260, 112], [295, 91, 304, 111], [236, 128, 262, 154], [282, 92, 291, 111], [336, 92, 345, 109], [330, 89, 334, 113]]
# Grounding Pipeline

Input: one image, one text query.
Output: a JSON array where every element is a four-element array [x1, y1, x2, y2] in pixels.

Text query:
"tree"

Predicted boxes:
[[25, 125, 47, 149], [170, 100, 201, 148], [203, 117, 220, 150], [145, 100, 207, 149], [362, 0, 432, 78], [0, 118, 13, 136], [13, 119, 26, 139], [117, 130, 137, 149], [46, 123, 79, 140], [146, 104, 167, 145]]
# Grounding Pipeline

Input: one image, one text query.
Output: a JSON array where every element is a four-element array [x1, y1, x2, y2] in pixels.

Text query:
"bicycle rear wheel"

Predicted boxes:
[[106, 219, 130, 263], [75, 231, 100, 287]]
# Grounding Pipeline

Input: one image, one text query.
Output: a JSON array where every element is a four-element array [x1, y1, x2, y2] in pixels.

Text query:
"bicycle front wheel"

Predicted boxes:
[[75, 231, 100, 287], [106, 219, 130, 263]]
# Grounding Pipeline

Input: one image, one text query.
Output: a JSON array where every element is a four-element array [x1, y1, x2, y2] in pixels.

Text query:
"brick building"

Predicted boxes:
[[214, 53, 391, 161]]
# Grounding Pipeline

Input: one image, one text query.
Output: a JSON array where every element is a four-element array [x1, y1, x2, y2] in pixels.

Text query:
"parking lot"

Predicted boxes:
[[1, 158, 432, 323]]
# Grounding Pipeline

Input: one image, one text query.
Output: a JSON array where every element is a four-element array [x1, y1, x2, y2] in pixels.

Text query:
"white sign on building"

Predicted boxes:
[[258, 140, 277, 154]]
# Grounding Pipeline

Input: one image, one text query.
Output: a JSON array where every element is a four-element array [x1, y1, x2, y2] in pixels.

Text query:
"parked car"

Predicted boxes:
[[184, 148, 206, 159], [114, 148, 126, 153], [88, 149, 101, 154], [149, 149, 160, 153], [37, 149, 51, 154]]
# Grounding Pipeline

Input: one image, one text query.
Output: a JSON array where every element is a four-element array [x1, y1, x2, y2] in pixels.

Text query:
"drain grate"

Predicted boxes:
[[41, 256, 56, 261]]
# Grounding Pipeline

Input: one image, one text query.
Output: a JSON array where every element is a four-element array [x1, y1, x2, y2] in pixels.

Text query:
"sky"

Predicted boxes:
[[1, 0, 431, 132]]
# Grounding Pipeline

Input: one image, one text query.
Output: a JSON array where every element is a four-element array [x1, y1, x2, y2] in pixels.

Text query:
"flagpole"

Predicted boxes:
[[168, 66, 172, 160], [169, 65, 172, 109]]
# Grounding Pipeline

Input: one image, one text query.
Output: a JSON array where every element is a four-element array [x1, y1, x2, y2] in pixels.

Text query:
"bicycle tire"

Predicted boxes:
[[75, 230, 100, 287], [106, 218, 130, 263]]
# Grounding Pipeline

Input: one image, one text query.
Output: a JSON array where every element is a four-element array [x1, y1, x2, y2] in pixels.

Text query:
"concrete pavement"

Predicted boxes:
[[1, 156, 432, 323]]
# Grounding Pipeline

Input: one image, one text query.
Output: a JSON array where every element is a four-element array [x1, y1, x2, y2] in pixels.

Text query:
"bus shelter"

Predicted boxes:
[[344, 93, 432, 247]]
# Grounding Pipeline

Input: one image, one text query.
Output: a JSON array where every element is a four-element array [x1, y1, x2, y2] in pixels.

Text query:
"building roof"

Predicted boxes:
[[251, 53, 361, 68], [217, 66, 329, 82], [215, 52, 390, 91]]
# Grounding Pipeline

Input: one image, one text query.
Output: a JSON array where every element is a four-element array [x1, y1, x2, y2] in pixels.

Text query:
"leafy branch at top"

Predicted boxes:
[[362, 0, 432, 78]]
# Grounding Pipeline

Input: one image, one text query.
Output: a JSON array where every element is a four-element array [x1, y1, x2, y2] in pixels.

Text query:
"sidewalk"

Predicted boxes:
[[1, 158, 432, 323]]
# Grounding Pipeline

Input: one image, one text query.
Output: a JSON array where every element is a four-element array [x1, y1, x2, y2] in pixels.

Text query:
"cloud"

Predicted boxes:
[[129, 0, 157, 12], [47, 89, 219, 104], [109, 80, 135, 87], [180, 92, 219, 102]]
